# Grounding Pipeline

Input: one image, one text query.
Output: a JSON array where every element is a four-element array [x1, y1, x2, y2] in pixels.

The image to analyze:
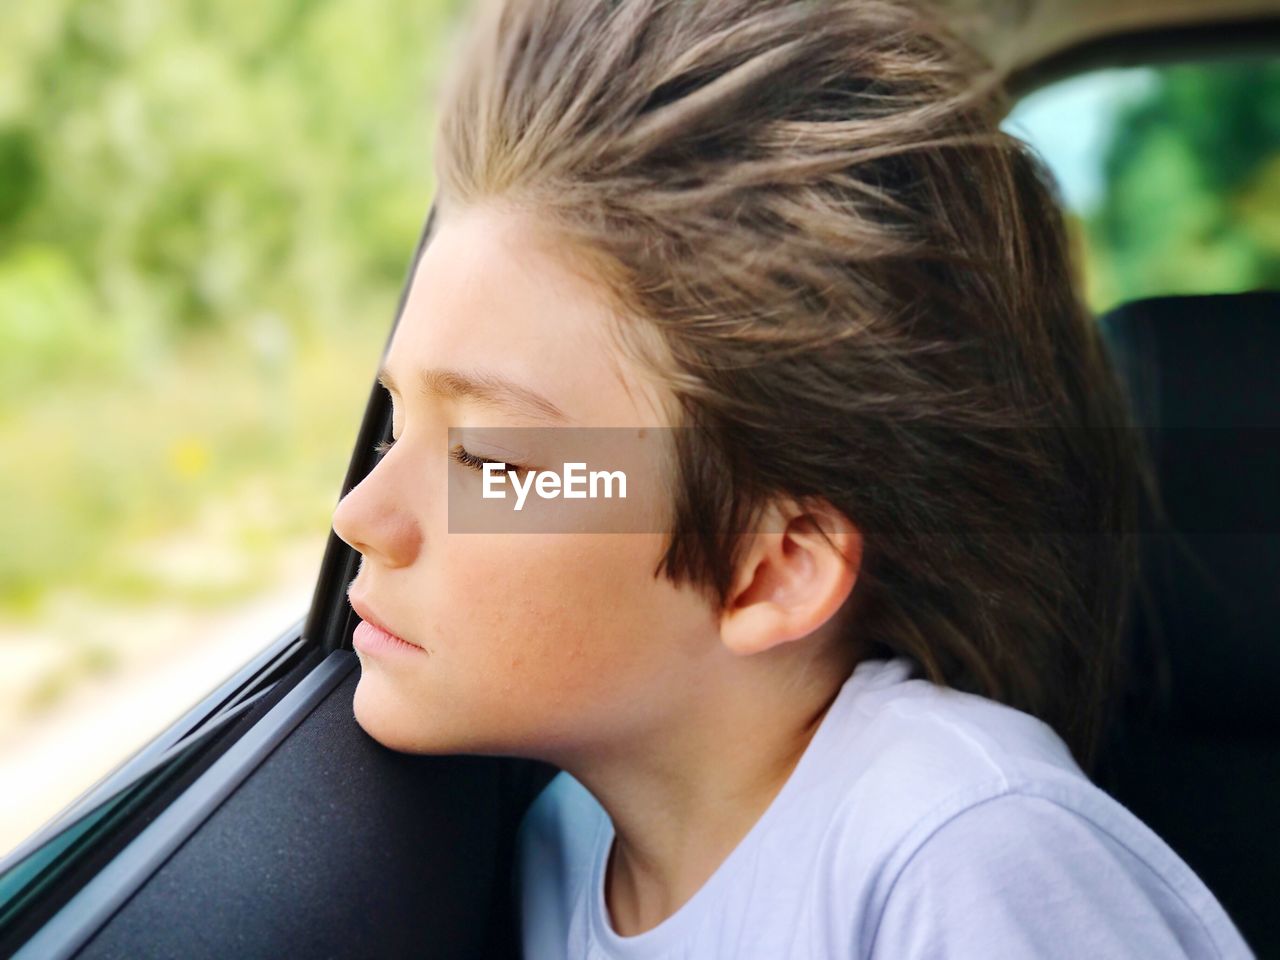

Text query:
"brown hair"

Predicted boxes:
[[432, 0, 1147, 774]]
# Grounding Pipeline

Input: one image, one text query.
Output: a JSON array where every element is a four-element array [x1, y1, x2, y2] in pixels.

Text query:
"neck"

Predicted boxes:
[[570, 651, 857, 936]]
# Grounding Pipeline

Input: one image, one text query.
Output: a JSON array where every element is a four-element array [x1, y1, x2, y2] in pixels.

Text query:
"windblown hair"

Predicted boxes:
[[432, 0, 1147, 774]]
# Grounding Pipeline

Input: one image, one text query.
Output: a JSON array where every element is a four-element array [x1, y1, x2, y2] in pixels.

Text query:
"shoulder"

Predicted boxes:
[[519, 769, 606, 846], [847, 669, 1086, 790], [813, 666, 1252, 956], [822, 667, 1090, 848], [515, 770, 608, 951], [864, 785, 1255, 959], [516, 769, 607, 892]]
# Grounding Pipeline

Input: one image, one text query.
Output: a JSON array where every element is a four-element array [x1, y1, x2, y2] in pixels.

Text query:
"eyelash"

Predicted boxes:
[[372, 438, 525, 474]]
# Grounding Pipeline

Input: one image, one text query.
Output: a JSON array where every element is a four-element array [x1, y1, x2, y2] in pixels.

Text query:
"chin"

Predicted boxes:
[[351, 669, 433, 753], [350, 663, 531, 758]]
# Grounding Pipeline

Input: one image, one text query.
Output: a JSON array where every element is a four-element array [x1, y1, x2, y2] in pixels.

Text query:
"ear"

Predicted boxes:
[[718, 498, 863, 658]]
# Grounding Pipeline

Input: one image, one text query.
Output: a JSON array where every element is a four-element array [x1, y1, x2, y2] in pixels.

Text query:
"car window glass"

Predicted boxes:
[[1002, 56, 1280, 312], [0, 0, 456, 859]]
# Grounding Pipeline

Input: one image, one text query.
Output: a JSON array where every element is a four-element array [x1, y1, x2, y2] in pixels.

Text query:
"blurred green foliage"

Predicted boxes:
[[1080, 57, 1280, 310], [0, 0, 464, 616]]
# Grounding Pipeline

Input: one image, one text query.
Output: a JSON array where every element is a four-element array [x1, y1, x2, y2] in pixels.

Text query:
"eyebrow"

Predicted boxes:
[[377, 365, 571, 424]]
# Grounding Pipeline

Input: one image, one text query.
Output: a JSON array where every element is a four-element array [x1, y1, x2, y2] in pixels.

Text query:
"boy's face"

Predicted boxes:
[[332, 203, 720, 759]]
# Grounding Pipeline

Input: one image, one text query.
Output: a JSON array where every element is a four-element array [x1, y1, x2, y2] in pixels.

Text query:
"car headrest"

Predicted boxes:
[[1097, 291, 1280, 737]]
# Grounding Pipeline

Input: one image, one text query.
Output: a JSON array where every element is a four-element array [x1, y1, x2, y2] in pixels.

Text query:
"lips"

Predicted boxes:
[[347, 589, 420, 648]]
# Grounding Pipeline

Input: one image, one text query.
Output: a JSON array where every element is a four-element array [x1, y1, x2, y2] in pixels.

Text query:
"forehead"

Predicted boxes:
[[388, 204, 669, 428]]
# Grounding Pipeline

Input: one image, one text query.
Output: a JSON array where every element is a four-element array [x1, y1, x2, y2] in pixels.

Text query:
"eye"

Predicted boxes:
[[449, 443, 526, 475], [371, 438, 530, 474]]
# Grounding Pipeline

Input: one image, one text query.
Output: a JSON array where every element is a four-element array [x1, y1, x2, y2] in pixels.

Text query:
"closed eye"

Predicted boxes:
[[448, 443, 522, 473], [371, 438, 529, 476]]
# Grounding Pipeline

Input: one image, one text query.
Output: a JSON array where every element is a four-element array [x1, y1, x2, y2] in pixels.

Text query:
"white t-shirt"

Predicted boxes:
[[515, 655, 1255, 959]]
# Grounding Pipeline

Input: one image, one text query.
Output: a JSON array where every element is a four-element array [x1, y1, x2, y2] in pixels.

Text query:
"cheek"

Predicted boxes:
[[439, 534, 681, 697], [354, 532, 715, 757]]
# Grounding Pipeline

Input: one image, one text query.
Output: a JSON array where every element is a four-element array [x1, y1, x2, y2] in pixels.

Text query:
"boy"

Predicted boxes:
[[331, 0, 1255, 955]]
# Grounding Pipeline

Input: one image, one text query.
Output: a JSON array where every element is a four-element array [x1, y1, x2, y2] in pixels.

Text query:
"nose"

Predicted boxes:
[[331, 458, 423, 569]]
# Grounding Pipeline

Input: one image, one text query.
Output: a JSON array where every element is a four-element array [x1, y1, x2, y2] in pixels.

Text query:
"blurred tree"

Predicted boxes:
[[1089, 58, 1280, 308], [0, 0, 460, 612], [0, 125, 41, 232], [0, 0, 455, 382]]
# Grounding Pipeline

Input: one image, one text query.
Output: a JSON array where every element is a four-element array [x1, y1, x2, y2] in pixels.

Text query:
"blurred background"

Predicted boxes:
[[1, 0, 1277, 856], [0, 0, 462, 854], [1007, 56, 1280, 309]]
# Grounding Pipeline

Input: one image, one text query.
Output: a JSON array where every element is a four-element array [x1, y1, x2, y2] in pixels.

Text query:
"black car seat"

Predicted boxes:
[[1093, 290, 1280, 959]]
